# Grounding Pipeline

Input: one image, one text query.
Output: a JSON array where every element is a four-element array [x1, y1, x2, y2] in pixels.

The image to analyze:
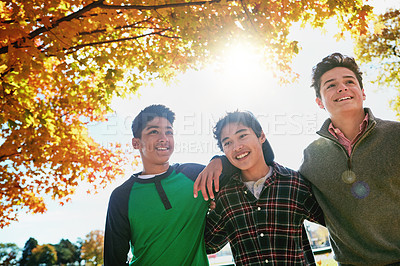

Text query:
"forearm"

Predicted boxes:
[[204, 207, 228, 254], [304, 190, 325, 226], [204, 226, 229, 254]]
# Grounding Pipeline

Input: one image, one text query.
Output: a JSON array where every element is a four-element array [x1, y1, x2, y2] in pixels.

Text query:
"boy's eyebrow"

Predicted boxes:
[[144, 125, 173, 130], [322, 78, 335, 87], [235, 128, 248, 135], [221, 136, 229, 143], [144, 125, 159, 130], [221, 128, 249, 143], [323, 75, 356, 87], [343, 75, 356, 80]]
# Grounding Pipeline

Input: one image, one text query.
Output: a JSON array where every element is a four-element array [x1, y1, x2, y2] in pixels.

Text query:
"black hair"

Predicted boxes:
[[213, 111, 274, 165], [311, 52, 363, 98], [131, 104, 175, 138]]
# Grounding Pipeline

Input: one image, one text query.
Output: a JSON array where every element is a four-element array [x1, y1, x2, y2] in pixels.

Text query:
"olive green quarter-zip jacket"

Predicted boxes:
[[300, 108, 400, 265]]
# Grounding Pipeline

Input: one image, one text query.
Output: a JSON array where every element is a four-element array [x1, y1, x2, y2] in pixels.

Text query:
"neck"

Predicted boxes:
[[330, 108, 365, 140], [241, 162, 270, 182], [141, 162, 169, 175]]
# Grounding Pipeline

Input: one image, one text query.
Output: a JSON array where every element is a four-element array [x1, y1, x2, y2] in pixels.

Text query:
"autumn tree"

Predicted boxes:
[[355, 8, 400, 118], [79, 230, 104, 265], [28, 244, 58, 266], [0, 242, 20, 265], [0, 0, 373, 227]]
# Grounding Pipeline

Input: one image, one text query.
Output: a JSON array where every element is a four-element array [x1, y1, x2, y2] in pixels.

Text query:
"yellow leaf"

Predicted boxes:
[[373, 21, 386, 35]]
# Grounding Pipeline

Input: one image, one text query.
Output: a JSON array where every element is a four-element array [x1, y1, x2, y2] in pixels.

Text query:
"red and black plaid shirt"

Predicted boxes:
[[205, 162, 324, 265]]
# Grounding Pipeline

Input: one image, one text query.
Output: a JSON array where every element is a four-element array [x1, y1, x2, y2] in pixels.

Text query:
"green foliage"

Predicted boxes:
[[16, 236, 86, 265], [355, 9, 400, 118], [29, 244, 57, 266], [19, 237, 38, 266], [55, 239, 81, 265]]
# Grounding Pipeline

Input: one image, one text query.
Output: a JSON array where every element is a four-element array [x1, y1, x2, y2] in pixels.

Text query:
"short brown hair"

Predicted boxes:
[[311, 53, 363, 98]]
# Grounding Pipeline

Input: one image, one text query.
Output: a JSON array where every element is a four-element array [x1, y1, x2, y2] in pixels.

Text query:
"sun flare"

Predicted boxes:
[[222, 43, 266, 76], [213, 42, 275, 103]]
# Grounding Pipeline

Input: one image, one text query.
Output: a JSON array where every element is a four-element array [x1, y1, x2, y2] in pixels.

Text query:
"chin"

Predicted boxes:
[[155, 156, 170, 163], [229, 161, 242, 170], [233, 162, 249, 171]]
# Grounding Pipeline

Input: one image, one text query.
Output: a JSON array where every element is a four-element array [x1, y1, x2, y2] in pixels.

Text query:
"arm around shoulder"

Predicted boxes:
[[193, 157, 224, 200], [301, 176, 325, 226], [204, 197, 229, 254]]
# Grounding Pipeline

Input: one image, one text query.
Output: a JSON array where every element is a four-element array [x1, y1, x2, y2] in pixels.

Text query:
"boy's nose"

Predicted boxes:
[[233, 143, 243, 151], [337, 83, 348, 93], [159, 132, 168, 142]]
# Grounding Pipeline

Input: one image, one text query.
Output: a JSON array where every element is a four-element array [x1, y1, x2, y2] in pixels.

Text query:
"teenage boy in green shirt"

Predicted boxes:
[[104, 104, 222, 265]]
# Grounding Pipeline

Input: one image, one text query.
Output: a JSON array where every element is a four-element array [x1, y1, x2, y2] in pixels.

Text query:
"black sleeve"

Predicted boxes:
[[174, 163, 205, 182], [204, 200, 229, 254], [104, 178, 135, 266], [302, 177, 325, 226]]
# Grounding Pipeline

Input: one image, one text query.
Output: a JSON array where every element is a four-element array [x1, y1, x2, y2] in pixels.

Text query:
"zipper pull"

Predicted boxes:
[[341, 158, 356, 184]]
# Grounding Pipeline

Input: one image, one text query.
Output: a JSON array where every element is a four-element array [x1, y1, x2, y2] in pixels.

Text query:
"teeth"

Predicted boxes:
[[157, 147, 168, 151], [336, 96, 352, 102], [236, 152, 249, 159]]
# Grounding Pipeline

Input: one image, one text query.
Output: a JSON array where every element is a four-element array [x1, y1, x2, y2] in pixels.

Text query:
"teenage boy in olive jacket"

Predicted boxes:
[[299, 53, 400, 265]]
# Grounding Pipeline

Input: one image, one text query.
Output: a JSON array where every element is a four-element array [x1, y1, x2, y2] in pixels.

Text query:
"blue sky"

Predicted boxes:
[[1, 0, 399, 248]]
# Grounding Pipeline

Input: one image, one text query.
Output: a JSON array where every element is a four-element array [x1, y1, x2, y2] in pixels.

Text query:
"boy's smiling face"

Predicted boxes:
[[132, 117, 174, 170], [316, 67, 366, 118], [221, 122, 266, 173]]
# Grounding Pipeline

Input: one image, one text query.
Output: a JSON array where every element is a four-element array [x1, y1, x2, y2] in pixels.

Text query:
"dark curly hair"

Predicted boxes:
[[311, 53, 363, 98]]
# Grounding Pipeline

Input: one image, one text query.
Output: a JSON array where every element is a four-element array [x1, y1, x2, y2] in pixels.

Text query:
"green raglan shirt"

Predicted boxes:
[[104, 163, 209, 266]]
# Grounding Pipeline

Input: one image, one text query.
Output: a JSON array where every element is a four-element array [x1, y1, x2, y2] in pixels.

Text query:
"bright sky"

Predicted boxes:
[[1, 0, 399, 249]]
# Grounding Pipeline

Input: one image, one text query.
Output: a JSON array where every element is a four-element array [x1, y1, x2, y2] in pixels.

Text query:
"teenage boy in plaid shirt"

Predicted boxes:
[[203, 111, 324, 265]]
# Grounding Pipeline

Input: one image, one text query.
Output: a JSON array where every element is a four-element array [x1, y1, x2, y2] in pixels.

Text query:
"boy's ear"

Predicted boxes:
[[315, 97, 325, 109], [132, 138, 140, 149], [260, 131, 266, 144]]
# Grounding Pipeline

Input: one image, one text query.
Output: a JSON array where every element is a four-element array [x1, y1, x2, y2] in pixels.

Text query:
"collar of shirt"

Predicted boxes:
[[231, 162, 294, 191], [242, 166, 273, 199], [328, 113, 369, 155], [138, 170, 167, 179]]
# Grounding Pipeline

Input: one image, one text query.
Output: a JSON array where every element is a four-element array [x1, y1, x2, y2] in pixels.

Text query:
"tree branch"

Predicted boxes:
[[100, 0, 220, 10], [0, 151, 21, 161], [240, 0, 258, 34], [0, 0, 220, 55], [392, 45, 399, 58], [77, 21, 156, 38], [35, 22, 155, 52], [0, 67, 14, 80], [64, 29, 177, 55]]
